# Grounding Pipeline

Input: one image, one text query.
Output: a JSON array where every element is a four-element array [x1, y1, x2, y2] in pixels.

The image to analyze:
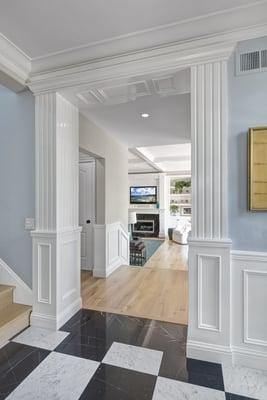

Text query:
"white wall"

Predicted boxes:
[[79, 114, 128, 229]]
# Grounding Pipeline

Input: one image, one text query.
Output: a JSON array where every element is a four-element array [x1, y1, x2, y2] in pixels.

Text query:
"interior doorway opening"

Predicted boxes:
[[78, 67, 191, 325], [79, 149, 105, 272]]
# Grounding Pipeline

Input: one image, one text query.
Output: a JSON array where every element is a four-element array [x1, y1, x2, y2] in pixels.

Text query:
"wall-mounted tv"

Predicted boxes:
[[130, 186, 157, 204]]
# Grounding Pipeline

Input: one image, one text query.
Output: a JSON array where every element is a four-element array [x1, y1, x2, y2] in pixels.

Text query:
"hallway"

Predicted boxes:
[[81, 241, 188, 324]]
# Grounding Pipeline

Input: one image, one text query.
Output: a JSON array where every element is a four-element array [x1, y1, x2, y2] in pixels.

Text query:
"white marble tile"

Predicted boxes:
[[223, 365, 267, 400], [7, 351, 99, 400], [102, 342, 163, 375], [12, 326, 69, 350], [152, 377, 225, 400]]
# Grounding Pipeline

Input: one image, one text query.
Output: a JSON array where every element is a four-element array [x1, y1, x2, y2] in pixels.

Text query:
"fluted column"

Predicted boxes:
[[187, 60, 232, 364], [31, 93, 81, 330]]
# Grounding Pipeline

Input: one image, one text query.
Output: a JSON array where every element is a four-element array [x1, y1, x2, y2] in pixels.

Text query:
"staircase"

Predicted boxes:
[[0, 285, 32, 346]]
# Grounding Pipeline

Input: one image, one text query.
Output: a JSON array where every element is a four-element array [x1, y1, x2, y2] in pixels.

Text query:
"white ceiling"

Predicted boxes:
[[64, 68, 191, 148], [129, 144, 191, 174], [0, 0, 262, 58]]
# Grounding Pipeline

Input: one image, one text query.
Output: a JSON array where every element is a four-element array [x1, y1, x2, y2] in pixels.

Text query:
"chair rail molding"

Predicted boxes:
[[31, 93, 82, 330]]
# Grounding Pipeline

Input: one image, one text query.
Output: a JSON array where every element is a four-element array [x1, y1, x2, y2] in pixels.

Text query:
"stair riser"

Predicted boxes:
[[0, 289, 13, 310], [0, 311, 30, 346]]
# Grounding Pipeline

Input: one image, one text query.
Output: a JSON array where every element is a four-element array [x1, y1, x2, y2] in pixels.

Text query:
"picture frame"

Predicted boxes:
[[248, 126, 267, 211], [181, 205, 191, 216]]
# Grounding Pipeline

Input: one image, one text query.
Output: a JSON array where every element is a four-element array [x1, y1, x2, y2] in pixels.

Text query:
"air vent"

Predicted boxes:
[[261, 49, 267, 68], [237, 49, 267, 75], [240, 51, 260, 72]]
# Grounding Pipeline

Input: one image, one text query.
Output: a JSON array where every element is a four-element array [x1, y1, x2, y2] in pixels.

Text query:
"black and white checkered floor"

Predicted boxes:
[[0, 309, 266, 399]]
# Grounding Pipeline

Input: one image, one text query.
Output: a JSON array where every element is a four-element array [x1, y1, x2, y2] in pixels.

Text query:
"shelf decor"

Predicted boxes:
[[248, 126, 267, 211]]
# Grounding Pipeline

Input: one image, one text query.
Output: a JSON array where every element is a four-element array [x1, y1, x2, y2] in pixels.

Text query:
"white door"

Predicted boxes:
[[79, 162, 95, 270]]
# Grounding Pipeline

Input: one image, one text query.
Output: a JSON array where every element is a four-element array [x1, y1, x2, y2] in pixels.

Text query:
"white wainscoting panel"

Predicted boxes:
[[0, 258, 33, 305], [231, 251, 267, 370], [37, 243, 51, 304], [187, 240, 231, 365], [93, 222, 129, 278], [198, 254, 221, 332]]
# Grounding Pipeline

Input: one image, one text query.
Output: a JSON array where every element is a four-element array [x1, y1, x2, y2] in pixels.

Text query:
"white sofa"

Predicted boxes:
[[172, 218, 191, 245]]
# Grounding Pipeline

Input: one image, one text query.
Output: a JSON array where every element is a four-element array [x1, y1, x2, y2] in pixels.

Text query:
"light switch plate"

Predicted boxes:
[[25, 218, 35, 230]]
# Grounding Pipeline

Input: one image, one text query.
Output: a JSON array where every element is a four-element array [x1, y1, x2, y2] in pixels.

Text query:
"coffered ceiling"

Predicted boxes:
[[63, 68, 191, 148]]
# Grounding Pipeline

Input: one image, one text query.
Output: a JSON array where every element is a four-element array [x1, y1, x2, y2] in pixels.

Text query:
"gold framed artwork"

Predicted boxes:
[[248, 127, 267, 211]]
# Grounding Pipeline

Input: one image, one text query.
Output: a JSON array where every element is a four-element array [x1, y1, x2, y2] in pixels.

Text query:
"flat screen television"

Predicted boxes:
[[130, 186, 157, 204]]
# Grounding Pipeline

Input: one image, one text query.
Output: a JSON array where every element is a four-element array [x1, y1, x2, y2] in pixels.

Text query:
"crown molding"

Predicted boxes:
[[0, 33, 31, 89], [1, 3, 267, 93], [27, 22, 267, 94], [30, 1, 267, 74]]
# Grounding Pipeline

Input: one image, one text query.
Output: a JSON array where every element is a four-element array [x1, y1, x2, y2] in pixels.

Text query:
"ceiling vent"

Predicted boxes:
[[237, 49, 267, 75]]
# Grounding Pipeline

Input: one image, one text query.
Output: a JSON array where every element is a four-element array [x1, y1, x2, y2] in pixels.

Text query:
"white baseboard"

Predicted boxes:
[[31, 297, 82, 330], [93, 255, 123, 278], [232, 346, 267, 371], [0, 258, 33, 306], [187, 340, 232, 365]]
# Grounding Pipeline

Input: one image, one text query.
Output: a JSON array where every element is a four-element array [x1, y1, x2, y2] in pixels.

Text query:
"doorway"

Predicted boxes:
[[79, 155, 95, 270]]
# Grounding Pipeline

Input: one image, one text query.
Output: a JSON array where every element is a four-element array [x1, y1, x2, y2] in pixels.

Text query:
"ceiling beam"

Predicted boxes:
[[129, 148, 163, 172]]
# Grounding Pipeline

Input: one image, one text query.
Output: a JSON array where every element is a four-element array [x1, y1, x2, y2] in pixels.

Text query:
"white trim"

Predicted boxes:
[[189, 238, 232, 248], [0, 33, 31, 87], [197, 254, 222, 332], [30, 295, 82, 331], [243, 269, 267, 347], [93, 222, 129, 278], [0, 258, 33, 306], [231, 249, 267, 262], [187, 340, 232, 365], [232, 346, 267, 371], [37, 243, 52, 304]]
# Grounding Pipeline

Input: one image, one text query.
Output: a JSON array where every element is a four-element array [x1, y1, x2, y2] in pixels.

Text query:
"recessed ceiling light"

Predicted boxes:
[[141, 113, 150, 118]]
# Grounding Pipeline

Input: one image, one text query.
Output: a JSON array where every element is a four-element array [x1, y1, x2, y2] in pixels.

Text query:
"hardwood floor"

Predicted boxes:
[[144, 240, 188, 270], [81, 240, 188, 324]]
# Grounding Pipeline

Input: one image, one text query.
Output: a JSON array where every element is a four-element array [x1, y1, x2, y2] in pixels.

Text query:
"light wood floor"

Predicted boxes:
[[81, 240, 188, 325], [143, 240, 188, 270]]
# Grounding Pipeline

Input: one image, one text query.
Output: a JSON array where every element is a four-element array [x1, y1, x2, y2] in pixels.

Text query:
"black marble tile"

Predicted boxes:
[[0, 342, 50, 399], [159, 353, 188, 381], [135, 319, 187, 355], [61, 309, 188, 357], [79, 364, 156, 400], [225, 394, 257, 400], [60, 309, 149, 347], [186, 358, 225, 391], [159, 356, 225, 391], [55, 332, 110, 361]]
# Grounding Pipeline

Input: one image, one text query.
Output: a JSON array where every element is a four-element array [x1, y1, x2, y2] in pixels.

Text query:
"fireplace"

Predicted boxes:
[[133, 214, 159, 237]]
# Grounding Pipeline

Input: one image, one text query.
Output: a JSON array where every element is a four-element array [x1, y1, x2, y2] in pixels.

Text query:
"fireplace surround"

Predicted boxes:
[[133, 214, 159, 237]]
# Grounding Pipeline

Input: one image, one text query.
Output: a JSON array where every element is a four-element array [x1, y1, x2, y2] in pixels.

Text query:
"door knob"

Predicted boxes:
[[86, 219, 91, 224]]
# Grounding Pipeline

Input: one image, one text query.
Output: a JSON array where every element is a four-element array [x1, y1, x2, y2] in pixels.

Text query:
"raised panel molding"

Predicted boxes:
[[93, 222, 129, 278], [243, 269, 267, 347], [37, 243, 52, 305], [197, 254, 221, 332]]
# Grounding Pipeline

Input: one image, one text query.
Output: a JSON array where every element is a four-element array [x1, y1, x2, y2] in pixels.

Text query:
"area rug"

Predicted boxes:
[[130, 238, 164, 266]]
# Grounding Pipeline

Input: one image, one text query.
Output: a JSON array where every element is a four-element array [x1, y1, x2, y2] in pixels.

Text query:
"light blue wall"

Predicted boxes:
[[0, 86, 35, 287], [229, 37, 267, 251]]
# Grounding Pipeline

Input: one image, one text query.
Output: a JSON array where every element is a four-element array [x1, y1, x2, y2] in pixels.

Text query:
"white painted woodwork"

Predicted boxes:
[[187, 60, 232, 365], [0, 258, 33, 306], [31, 93, 81, 330], [93, 222, 129, 278], [231, 251, 267, 370], [79, 161, 95, 270]]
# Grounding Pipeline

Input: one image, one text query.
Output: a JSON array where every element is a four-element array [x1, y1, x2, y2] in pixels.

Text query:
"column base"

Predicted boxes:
[[187, 238, 232, 364], [31, 228, 82, 330]]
